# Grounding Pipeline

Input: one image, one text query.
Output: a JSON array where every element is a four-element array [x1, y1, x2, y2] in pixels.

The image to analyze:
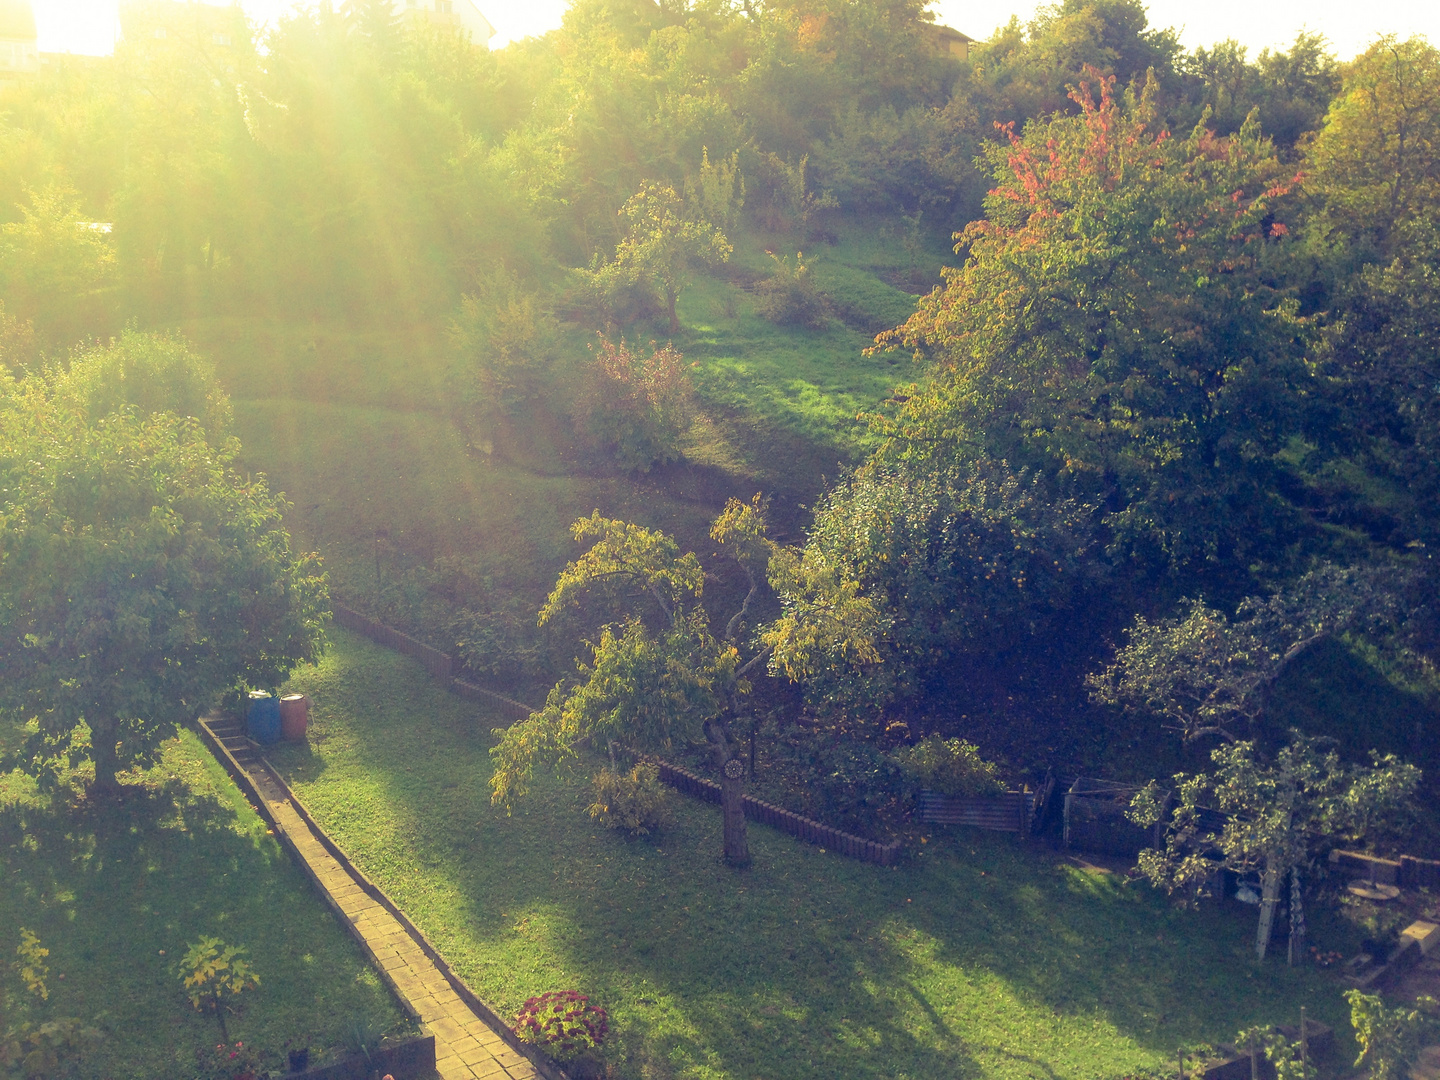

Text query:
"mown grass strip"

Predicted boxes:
[[269, 629, 1352, 1080]]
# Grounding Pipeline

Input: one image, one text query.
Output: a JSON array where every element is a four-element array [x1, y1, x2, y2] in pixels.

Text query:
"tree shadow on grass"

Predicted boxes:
[[0, 757, 402, 1079], [270, 630, 1361, 1079]]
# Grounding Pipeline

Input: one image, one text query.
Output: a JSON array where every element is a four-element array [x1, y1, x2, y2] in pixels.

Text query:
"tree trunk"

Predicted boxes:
[[212, 990, 230, 1043], [1288, 865, 1306, 967], [1255, 860, 1282, 961], [666, 289, 680, 335], [706, 722, 749, 866], [90, 722, 123, 795]]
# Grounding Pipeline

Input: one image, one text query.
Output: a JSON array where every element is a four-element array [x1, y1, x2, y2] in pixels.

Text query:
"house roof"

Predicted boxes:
[[0, 0, 37, 40], [934, 24, 974, 44]]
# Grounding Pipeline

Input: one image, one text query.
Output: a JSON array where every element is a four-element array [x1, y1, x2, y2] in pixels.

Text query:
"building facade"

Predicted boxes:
[[0, 0, 39, 76]]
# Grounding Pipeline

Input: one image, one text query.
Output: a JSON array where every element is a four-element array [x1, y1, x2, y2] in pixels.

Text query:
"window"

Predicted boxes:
[[437, 0, 452, 12], [153, 26, 167, 39], [213, 32, 231, 45]]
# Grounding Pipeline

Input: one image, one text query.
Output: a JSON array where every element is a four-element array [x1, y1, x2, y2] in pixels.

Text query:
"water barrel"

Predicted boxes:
[[247, 691, 282, 745], [279, 694, 309, 741]]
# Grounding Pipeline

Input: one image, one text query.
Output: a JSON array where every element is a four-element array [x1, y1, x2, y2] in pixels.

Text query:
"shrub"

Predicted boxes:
[[753, 251, 829, 330], [588, 763, 673, 836], [180, 938, 259, 1043], [892, 735, 1006, 797], [570, 257, 665, 331], [576, 334, 695, 471], [511, 991, 608, 1062], [1347, 990, 1439, 1080], [448, 268, 558, 415]]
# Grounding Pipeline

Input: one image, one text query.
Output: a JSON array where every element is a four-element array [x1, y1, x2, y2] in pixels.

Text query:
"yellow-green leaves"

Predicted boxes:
[[764, 545, 883, 683], [539, 512, 703, 627]]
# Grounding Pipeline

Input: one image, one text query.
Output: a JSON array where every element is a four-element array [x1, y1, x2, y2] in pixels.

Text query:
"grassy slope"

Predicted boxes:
[[0, 728, 405, 1079], [268, 630, 1353, 1080], [182, 223, 920, 615]]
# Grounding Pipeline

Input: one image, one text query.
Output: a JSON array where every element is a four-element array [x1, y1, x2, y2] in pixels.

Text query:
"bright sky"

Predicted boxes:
[[29, 0, 1440, 62]]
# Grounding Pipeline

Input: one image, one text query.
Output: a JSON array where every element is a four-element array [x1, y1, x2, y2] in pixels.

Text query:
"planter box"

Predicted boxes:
[[286, 1031, 435, 1080], [1063, 778, 1164, 859], [1198, 1019, 1332, 1079], [917, 791, 1033, 835]]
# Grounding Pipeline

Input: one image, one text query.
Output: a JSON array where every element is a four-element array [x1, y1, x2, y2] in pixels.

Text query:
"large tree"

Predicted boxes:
[[0, 337, 327, 793], [1305, 36, 1440, 261], [875, 72, 1317, 591], [489, 499, 879, 865]]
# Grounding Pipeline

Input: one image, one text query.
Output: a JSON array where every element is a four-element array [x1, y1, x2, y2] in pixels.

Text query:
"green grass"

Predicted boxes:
[[0, 728, 407, 1079], [267, 629, 1355, 1080], [176, 235, 917, 660], [677, 275, 900, 471]]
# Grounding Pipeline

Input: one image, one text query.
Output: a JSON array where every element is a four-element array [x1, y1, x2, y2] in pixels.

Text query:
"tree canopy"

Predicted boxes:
[[0, 335, 327, 792]]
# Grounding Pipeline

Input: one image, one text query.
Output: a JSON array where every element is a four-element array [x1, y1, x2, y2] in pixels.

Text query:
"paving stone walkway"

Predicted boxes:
[[199, 718, 539, 1080]]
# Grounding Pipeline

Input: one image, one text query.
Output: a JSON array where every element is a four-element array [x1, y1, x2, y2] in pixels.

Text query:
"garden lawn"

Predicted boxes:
[[0, 726, 406, 1079], [269, 629, 1354, 1080]]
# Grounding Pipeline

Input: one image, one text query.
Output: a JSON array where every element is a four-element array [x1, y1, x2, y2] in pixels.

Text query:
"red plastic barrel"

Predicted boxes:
[[279, 694, 309, 740]]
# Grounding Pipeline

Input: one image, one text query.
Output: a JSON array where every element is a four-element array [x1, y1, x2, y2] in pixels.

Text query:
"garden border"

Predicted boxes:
[[194, 715, 555, 1080]]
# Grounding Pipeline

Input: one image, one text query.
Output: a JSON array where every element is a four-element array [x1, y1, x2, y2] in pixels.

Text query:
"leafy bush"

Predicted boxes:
[[753, 251, 829, 329], [448, 268, 559, 415], [2, 929, 102, 1079], [511, 991, 608, 1061], [570, 259, 666, 331], [765, 734, 912, 836], [1346, 990, 1439, 1080], [576, 334, 695, 471], [54, 330, 232, 440], [588, 763, 673, 836], [794, 457, 1100, 715], [180, 938, 259, 1042], [892, 735, 1006, 797]]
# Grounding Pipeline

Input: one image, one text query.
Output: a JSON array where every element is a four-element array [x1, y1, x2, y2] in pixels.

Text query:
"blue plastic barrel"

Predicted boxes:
[[247, 691, 282, 745]]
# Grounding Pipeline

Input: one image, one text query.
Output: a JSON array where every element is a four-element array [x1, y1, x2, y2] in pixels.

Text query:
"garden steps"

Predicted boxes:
[[195, 716, 550, 1080]]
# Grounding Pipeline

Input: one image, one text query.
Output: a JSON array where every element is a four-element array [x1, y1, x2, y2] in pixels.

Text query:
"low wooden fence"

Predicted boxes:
[[328, 602, 900, 865], [332, 603, 454, 682], [917, 790, 1033, 836], [1330, 849, 1440, 889], [645, 758, 901, 866], [331, 603, 534, 720]]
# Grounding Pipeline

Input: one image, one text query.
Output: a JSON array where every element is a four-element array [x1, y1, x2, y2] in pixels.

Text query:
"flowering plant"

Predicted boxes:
[[196, 1039, 262, 1080], [511, 991, 608, 1060]]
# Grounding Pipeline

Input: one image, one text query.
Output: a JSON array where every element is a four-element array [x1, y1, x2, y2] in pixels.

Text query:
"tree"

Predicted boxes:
[[788, 456, 1098, 718], [0, 337, 328, 794], [0, 184, 115, 348], [603, 182, 731, 333], [875, 73, 1315, 590], [1087, 563, 1409, 745], [490, 499, 879, 865], [1306, 36, 1440, 260], [1179, 33, 1339, 151], [180, 937, 260, 1043], [1128, 733, 1418, 963]]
